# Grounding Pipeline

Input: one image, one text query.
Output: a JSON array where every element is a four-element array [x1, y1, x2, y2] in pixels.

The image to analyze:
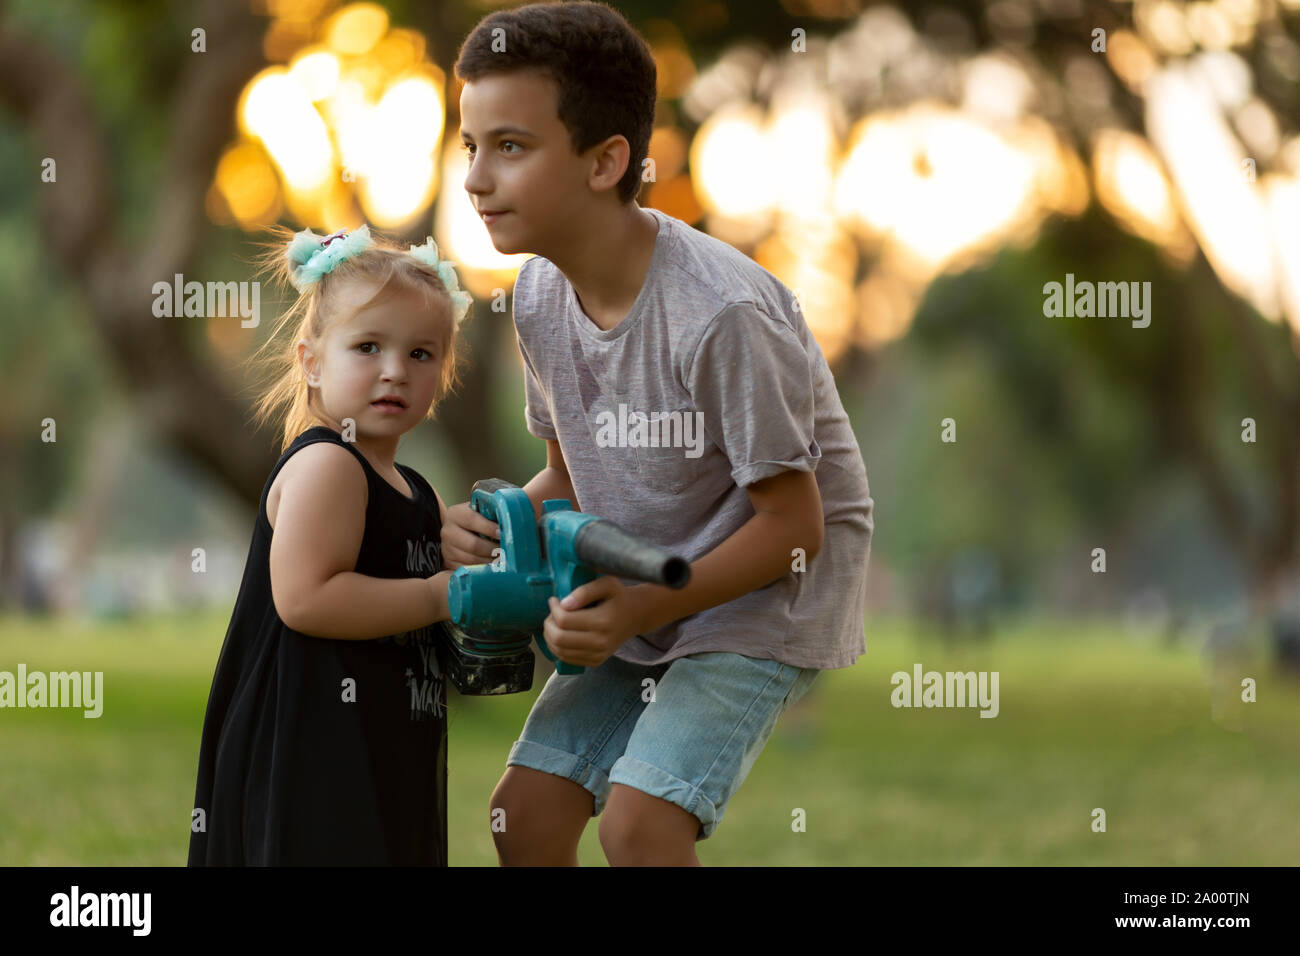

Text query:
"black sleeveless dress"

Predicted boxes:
[[188, 426, 448, 866]]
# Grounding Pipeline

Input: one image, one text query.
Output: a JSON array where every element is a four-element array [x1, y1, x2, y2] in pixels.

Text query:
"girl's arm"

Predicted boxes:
[[270, 442, 451, 639]]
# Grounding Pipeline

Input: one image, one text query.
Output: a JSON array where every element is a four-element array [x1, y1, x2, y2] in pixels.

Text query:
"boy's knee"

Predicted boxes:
[[488, 766, 590, 862], [598, 812, 697, 866], [597, 809, 635, 858], [489, 775, 530, 845], [597, 802, 660, 859], [489, 781, 539, 862], [598, 786, 702, 864]]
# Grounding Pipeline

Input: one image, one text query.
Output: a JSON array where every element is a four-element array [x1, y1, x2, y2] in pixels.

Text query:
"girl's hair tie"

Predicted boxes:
[[287, 225, 374, 292], [409, 236, 473, 330]]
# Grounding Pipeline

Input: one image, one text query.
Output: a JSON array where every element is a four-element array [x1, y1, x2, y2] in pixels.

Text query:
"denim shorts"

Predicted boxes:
[[505, 651, 820, 841]]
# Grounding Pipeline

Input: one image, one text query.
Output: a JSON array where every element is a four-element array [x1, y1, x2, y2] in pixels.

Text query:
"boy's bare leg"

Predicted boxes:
[[599, 783, 701, 866], [490, 766, 593, 866]]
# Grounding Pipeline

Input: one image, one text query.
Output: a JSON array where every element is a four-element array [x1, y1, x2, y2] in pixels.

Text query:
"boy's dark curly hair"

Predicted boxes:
[[454, 1, 657, 204]]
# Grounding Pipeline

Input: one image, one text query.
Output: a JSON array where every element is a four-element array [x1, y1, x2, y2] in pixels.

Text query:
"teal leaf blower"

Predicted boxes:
[[443, 479, 691, 695]]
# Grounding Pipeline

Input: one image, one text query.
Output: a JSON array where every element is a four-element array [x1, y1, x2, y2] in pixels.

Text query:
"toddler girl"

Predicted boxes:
[[188, 225, 472, 866]]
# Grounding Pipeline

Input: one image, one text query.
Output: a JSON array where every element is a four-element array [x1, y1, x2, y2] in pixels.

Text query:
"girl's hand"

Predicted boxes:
[[441, 501, 501, 570]]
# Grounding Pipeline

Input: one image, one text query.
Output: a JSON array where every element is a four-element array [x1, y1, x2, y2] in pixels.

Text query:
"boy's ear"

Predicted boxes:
[[586, 133, 631, 195]]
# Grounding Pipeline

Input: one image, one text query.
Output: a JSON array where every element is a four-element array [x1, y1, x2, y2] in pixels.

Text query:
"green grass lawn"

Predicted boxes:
[[1, 612, 1297, 865]]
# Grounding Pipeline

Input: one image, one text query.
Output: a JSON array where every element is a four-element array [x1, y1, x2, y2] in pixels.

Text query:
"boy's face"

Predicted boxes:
[[459, 69, 616, 255]]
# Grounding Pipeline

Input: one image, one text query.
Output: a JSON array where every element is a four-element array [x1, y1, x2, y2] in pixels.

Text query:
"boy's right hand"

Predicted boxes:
[[441, 501, 502, 570]]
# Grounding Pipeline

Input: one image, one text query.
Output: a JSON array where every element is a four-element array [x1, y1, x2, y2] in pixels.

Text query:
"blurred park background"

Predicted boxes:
[[1, 0, 1299, 865]]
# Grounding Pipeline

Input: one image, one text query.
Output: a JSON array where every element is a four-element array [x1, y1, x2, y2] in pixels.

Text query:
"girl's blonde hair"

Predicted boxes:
[[246, 225, 466, 451]]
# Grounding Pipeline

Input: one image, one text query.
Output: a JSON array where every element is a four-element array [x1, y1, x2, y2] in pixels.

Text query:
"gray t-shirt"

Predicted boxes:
[[513, 206, 873, 670]]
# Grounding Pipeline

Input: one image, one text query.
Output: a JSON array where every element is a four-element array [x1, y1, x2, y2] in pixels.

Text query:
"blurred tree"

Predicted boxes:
[[905, 1, 1300, 616], [0, 0, 274, 506]]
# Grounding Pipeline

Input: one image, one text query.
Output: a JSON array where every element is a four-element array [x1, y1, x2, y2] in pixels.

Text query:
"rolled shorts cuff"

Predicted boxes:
[[609, 755, 719, 840], [506, 738, 611, 813]]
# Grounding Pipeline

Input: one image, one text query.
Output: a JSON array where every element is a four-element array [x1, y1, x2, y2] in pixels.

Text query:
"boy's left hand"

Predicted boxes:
[[543, 576, 647, 668]]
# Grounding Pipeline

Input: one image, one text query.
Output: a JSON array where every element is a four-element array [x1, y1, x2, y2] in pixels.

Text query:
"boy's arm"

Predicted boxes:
[[522, 438, 579, 517], [528, 445, 821, 630], [626, 468, 822, 634], [271, 443, 451, 639]]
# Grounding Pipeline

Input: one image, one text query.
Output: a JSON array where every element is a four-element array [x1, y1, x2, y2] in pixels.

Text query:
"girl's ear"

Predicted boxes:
[[297, 340, 322, 388]]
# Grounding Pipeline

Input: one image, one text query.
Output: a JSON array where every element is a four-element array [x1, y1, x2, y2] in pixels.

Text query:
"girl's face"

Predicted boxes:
[[299, 279, 449, 442]]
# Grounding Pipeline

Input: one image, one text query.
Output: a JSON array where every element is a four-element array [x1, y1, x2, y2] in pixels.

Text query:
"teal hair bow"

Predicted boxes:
[[285, 226, 473, 330], [409, 236, 473, 330], [287, 225, 374, 292]]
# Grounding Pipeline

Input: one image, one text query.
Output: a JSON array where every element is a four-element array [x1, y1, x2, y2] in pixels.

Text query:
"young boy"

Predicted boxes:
[[445, 1, 873, 866]]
